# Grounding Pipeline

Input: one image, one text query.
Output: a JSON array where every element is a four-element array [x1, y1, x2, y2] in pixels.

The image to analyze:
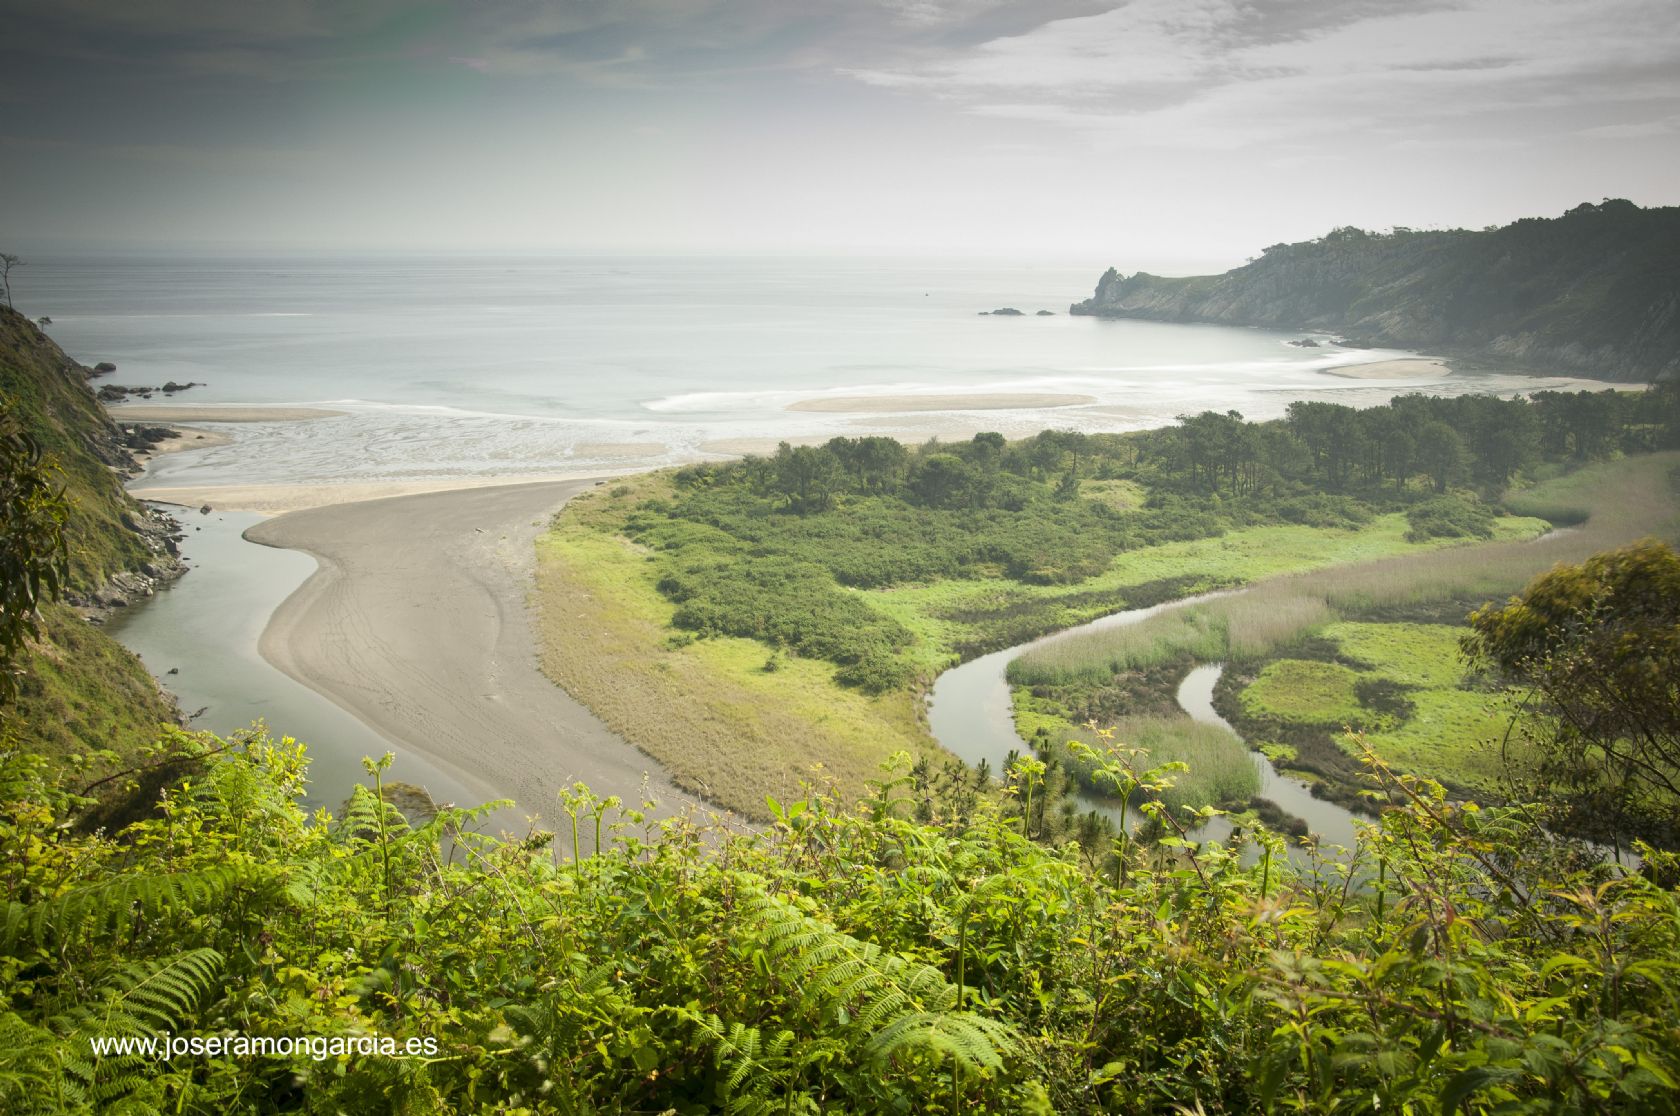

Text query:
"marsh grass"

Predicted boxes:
[[1014, 453, 1680, 686], [1039, 713, 1259, 812], [535, 476, 940, 819]]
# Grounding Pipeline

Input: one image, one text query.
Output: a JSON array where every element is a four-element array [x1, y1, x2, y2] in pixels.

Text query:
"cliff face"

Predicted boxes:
[[0, 305, 183, 599], [1071, 200, 1680, 383]]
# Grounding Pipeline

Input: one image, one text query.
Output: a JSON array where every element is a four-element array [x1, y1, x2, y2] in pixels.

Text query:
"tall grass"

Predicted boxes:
[[1012, 453, 1680, 685], [1051, 714, 1259, 811]]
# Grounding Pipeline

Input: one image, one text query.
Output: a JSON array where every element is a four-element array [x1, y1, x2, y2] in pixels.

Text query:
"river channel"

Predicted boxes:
[[927, 593, 1365, 854]]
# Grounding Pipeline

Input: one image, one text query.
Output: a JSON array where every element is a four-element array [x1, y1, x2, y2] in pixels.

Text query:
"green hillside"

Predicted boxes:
[[0, 306, 180, 770], [1072, 200, 1680, 382]]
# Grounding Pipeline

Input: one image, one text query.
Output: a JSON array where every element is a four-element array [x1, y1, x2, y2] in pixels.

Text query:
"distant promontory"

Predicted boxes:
[[1071, 200, 1680, 382]]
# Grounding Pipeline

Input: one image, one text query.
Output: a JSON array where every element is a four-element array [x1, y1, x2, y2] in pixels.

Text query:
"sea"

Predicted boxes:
[[17, 253, 1585, 488]]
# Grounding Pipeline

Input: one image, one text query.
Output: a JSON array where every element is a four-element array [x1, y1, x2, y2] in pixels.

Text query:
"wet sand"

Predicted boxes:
[[243, 481, 710, 830], [107, 404, 346, 422], [132, 472, 632, 516]]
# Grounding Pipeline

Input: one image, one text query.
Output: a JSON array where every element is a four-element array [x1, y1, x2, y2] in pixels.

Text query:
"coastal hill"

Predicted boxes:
[[0, 305, 180, 767], [1071, 199, 1680, 382]]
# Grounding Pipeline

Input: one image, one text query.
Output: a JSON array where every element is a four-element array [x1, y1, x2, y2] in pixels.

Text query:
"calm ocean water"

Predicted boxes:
[[15, 253, 1575, 487]]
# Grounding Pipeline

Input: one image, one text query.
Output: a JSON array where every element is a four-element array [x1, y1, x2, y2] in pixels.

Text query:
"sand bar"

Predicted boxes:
[[107, 404, 345, 422], [1322, 359, 1451, 380], [788, 392, 1097, 413], [131, 472, 631, 516], [244, 481, 711, 837]]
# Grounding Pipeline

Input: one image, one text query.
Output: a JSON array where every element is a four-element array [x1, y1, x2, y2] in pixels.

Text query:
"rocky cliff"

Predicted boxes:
[[1071, 200, 1680, 382]]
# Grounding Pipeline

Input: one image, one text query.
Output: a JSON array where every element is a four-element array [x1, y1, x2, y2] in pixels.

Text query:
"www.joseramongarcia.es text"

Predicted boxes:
[[88, 1032, 439, 1062]]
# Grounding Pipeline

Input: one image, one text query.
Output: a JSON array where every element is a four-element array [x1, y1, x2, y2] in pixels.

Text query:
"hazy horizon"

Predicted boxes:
[[4, 0, 1678, 267]]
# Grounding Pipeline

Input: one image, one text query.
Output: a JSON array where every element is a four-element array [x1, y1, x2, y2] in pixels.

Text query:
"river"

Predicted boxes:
[[927, 594, 1365, 854]]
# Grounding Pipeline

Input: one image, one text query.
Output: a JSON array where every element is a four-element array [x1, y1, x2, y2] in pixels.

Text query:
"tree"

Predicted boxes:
[[1465, 540, 1680, 850], [772, 442, 839, 513], [0, 252, 22, 310], [0, 398, 69, 705], [1413, 420, 1465, 493]]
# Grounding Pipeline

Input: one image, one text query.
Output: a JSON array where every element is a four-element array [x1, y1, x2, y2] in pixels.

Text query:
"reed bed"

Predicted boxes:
[[1056, 714, 1259, 812], [1013, 453, 1680, 686]]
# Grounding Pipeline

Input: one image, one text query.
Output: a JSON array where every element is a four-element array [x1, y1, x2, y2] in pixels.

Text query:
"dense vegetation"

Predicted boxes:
[[4, 730, 1680, 1114], [1073, 199, 1680, 382], [1005, 378, 1680, 815]]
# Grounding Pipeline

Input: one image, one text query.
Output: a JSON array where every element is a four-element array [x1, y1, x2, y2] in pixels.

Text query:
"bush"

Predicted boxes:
[[1405, 492, 1496, 542]]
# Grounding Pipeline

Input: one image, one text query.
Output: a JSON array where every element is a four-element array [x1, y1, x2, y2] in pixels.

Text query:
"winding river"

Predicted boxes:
[[927, 593, 1364, 852]]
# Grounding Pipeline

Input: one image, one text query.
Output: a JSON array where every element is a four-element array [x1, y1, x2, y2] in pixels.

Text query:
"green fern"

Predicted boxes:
[[738, 883, 1023, 1074], [4, 866, 265, 949]]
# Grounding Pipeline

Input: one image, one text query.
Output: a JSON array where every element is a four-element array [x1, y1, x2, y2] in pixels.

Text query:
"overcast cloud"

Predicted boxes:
[[2, 0, 1675, 264]]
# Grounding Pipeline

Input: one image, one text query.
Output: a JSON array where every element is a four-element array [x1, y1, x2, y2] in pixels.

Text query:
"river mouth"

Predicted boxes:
[[927, 591, 1365, 857], [105, 506, 502, 819]]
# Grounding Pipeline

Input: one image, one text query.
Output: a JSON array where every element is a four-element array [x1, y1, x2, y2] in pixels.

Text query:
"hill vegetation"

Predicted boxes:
[[2, 729, 1678, 1113], [543, 381, 1680, 821], [0, 307, 181, 779], [1072, 200, 1680, 382]]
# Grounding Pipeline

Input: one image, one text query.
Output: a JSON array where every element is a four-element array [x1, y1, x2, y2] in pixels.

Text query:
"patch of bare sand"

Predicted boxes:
[[131, 472, 635, 516], [788, 392, 1097, 413], [244, 481, 717, 843], [106, 404, 345, 422], [129, 425, 235, 457], [1322, 359, 1451, 380]]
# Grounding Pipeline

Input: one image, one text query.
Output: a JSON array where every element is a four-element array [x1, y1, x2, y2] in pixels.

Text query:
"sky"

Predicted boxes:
[[3, 0, 1678, 268]]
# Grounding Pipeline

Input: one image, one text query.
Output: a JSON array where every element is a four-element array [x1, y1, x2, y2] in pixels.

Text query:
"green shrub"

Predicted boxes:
[[1406, 492, 1496, 542]]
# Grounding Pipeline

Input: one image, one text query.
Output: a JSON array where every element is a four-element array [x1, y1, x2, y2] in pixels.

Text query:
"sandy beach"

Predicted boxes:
[[132, 472, 634, 517], [788, 392, 1097, 412], [107, 404, 346, 422], [243, 481, 711, 834], [129, 424, 235, 458], [1322, 358, 1451, 380]]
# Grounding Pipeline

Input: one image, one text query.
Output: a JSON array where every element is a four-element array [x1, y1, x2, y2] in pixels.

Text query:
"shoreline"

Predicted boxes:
[[242, 480, 716, 835], [132, 471, 640, 517]]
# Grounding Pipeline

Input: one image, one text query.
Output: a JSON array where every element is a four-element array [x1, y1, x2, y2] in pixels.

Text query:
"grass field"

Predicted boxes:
[[539, 490, 1534, 816], [1237, 660, 1368, 727], [537, 452, 1678, 819], [1015, 453, 1680, 686], [1230, 622, 1524, 794], [535, 476, 939, 819], [1013, 691, 1258, 812]]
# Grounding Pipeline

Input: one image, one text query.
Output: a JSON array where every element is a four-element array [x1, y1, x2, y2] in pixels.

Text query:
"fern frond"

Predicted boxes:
[[0, 1013, 67, 1115], [10, 866, 267, 948], [864, 1010, 1022, 1072]]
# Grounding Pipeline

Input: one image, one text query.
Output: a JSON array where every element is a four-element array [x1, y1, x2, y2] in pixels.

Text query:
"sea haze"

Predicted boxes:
[[25, 254, 1590, 486]]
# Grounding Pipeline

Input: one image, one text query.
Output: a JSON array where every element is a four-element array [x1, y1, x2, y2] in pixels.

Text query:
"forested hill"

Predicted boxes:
[[1071, 199, 1680, 382]]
